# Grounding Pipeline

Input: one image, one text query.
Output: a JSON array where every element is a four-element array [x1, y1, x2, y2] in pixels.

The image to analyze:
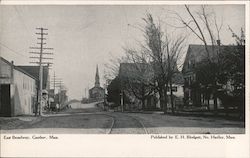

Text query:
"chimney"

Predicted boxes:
[[11, 61, 14, 83]]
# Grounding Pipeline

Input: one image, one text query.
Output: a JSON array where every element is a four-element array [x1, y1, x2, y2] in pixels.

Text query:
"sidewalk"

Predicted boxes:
[[0, 116, 42, 130], [123, 109, 243, 122], [171, 110, 244, 121]]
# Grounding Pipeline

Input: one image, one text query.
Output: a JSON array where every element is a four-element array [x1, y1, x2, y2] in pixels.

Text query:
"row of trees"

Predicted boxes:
[[107, 12, 185, 113], [106, 5, 245, 116], [180, 5, 245, 116]]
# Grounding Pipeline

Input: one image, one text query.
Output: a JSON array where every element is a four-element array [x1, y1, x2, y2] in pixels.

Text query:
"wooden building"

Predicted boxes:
[[0, 57, 37, 116]]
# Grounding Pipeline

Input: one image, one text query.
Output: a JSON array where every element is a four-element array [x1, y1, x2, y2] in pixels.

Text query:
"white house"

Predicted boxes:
[[0, 57, 37, 116]]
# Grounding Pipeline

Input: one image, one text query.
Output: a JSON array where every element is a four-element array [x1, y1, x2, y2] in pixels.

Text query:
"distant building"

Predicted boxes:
[[54, 89, 68, 109], [89, 65, 105, 101], [119, 63, 158, 110], [118, 63, 184, 111], [0, 57, 37, 116], [165, 72, 184, 110]]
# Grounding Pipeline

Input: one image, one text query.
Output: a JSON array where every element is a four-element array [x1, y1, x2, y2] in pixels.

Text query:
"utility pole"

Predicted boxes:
[[54, 72, 55, 91], [46, 63, 52, 90], [85, 88, 87, 98], [120, 91, 124, 112], [50, 74, 63, 109], [59, 81, 62, 108], [50, 73, 62, 95], [29, 27, 53, 116], [46, 63, 52, 109]]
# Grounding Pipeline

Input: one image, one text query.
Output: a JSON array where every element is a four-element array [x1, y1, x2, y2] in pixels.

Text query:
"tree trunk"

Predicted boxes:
[[224, 99, 228, 117], [214, 97, 218, 115], [142, 98, 145, 110], [159, 88, 164, 110], [169, 79, 175, 114], [163, 87, 168, 114], [142, 85, 146, 110], [206, 92, 210, 111], [213, 89, 218, 116]]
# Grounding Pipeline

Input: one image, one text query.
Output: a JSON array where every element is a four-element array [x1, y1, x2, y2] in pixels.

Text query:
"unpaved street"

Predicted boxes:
[[108, 113, 146, 134], [126, 113, 245, 134], [0, 102, 244, 134]]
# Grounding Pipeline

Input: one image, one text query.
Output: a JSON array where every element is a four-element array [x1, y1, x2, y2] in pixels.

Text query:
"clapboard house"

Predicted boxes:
[[182, 44, 240, 109]]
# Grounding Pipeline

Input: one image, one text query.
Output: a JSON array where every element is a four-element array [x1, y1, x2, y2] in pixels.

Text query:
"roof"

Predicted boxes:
[[14, 66, 37, 80], [182, 44, 236, 73], [89, 86, 104, 91], [90, 86, 104, 90], [0, 57, 37, 80], [119, 63, 154, 80], [0, 57, 12, 66], [172, 72, 184, 85], [119, 62, 183, 84], [17, 65, 49, 89]]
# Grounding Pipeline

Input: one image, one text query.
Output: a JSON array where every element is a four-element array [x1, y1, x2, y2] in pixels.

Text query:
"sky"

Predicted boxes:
[[0, 4, 245, 100]]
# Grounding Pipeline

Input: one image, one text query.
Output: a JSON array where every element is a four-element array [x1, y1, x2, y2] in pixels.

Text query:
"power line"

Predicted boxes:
[[13, 6, 32, 39], [0, 42, 28, 58], [0, 7, 32, 59]]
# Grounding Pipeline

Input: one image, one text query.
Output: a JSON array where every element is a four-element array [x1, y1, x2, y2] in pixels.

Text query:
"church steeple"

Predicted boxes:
[[95, 65, 100, 87]]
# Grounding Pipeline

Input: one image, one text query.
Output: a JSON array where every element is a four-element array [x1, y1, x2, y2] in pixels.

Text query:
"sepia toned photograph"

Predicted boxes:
[[0, 4, 246, 135]]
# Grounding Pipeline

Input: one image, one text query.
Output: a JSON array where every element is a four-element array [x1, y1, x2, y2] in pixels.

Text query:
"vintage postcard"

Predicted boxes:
[[0, 0, 249, 157]]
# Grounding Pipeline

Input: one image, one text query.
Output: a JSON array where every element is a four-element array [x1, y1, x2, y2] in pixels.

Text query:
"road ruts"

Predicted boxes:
[[107, 113, 147, 134]]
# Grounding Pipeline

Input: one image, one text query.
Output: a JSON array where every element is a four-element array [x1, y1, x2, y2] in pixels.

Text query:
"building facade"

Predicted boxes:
[[0, 57, 37, 116], [17, 65, 50, 112], [182, 44, 227, 109]]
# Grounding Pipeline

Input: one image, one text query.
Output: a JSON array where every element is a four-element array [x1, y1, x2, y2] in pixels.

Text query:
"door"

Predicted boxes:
[[0, 84, 11, 117]]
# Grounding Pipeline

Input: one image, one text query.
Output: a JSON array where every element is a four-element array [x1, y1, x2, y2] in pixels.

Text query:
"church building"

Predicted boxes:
[[89, 65, 105, 101]]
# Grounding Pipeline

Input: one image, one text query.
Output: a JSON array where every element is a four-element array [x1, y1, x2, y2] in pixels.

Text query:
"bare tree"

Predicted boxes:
[[170, 5, 224, 113], [165, 35, 185, 113], [104, 53, 128, 82], [121, 48, 155, 110], [105, 13, 185, 113], [142, 13, 169, 113], [143, 13, 185, 114]]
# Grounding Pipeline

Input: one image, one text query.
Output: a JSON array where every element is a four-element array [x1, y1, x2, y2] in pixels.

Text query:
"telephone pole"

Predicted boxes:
[[50, 73, 63, 109], [85, 88, 87, 98], [29, 27, 53, 116], [50, 72, 63, 95]]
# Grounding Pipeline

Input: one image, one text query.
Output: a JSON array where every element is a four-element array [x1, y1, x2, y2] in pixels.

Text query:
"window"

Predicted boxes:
[[167, 86, 178, 92], [191, 59, 196, 68], [189, 76, 191, 85], [172, 87, 177, 92], [188, 60, 191, 69]]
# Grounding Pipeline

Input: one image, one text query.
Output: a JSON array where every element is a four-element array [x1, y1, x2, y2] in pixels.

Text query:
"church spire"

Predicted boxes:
[[95, 65, 100, 87]]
